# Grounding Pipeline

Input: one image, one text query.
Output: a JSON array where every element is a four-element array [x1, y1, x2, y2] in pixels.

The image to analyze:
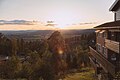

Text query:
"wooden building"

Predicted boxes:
[[89, 0, 120, 80]]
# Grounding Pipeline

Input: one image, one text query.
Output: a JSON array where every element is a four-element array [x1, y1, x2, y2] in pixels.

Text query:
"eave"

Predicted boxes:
[[109, 0, 120, 11], [94, 20, 120, 29]]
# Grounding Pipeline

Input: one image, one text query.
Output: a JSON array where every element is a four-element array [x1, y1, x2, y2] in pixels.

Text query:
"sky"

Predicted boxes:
[[0, 0, 115, 30]]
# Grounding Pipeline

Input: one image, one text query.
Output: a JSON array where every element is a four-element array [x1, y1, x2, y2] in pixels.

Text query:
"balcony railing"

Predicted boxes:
[[89, 57, 98, 69], [105, 39, 119, 53], [89, 46, 116, 76]]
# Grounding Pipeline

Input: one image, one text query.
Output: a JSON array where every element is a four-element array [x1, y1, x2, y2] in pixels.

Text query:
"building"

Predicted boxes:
[[89, 0, 120, 80]]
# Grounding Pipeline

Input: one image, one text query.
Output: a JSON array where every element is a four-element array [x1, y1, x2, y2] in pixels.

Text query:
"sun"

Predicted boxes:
[[46, 10, 79, 29]]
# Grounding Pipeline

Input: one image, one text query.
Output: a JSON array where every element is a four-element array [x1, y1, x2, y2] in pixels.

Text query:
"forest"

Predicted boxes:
[[0, 31, 95, 80]]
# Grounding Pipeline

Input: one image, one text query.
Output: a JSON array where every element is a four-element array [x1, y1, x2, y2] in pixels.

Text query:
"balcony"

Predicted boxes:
[[89, 57, 97, 69], [89, 46, 116, 76], [89, 57, 103, 74], [105, 39, 120, 53]]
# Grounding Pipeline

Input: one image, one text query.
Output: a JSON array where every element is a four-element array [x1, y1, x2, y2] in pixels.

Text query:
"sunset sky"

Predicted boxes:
[[0, 0, 115, 30]]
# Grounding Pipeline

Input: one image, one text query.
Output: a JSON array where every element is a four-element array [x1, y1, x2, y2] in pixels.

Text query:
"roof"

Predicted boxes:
[[109, 0, 120, 11], [94, 20, 120, 29]]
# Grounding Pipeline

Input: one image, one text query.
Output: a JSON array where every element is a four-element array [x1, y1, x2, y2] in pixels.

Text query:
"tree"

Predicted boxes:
[[48, 31, 67, 77], [19, 51, 42, 80], [77, 46, 90, 67], [0, 55, 22, 79], [0, 34, 12, 56]]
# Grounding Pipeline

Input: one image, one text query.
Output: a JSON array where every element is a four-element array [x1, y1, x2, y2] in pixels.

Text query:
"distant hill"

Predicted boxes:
[[60, 29, 95, 35], [0, 29, 95, 36], [0, 30, 54, 35], [0, 29, 95, 41]]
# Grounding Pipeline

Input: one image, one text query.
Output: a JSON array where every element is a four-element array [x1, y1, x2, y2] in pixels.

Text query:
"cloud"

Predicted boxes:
[[70, 22, 97, 26], [0, 20, 58, 30], [0, 20, 36, 25], [79, 22, 97, 25]]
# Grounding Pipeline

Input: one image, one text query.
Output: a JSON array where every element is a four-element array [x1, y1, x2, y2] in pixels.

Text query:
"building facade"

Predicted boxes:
[[89, 0, 120, 80]]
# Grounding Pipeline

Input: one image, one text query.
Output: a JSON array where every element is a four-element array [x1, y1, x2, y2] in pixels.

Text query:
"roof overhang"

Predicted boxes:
[[94, 20, 120, 29], [95, 26, 120, 30], [109, 0, 120, 11]]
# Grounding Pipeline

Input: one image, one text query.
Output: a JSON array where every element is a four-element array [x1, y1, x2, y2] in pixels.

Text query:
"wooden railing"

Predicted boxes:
[[89, 57, 97, 70], [89, 46, 116, 76], [105, 39, 119, 53]]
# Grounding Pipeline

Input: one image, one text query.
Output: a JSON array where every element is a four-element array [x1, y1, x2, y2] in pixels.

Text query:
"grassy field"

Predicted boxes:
[[63, 68, 97, 80]]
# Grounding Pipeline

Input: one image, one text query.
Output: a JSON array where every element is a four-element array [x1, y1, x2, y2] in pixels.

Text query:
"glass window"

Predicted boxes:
[[97, 44, 101, 53], [103, 47, 107, 58], [103, 32, 107, 38]]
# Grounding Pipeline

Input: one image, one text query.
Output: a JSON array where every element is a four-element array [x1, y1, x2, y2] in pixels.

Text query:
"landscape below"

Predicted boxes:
[[0, 29, 96, 80]]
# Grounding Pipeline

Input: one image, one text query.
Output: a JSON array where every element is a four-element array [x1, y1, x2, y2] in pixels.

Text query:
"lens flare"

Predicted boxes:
[[58, 48, 64, 54]]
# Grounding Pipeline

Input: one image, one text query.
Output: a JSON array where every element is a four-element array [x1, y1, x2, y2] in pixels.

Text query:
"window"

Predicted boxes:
[[104, 47, 107, 55], [97, 44, 101, 53], [102, 46, 107, 58], [111, 54, 116, 61], [103, 32, 107, 38]]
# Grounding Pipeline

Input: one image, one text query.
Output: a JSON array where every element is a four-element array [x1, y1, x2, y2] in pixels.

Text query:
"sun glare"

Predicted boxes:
[[58, 47, 63, 54], [47, 10, 79, 29], [58, 50, 63, 55]]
